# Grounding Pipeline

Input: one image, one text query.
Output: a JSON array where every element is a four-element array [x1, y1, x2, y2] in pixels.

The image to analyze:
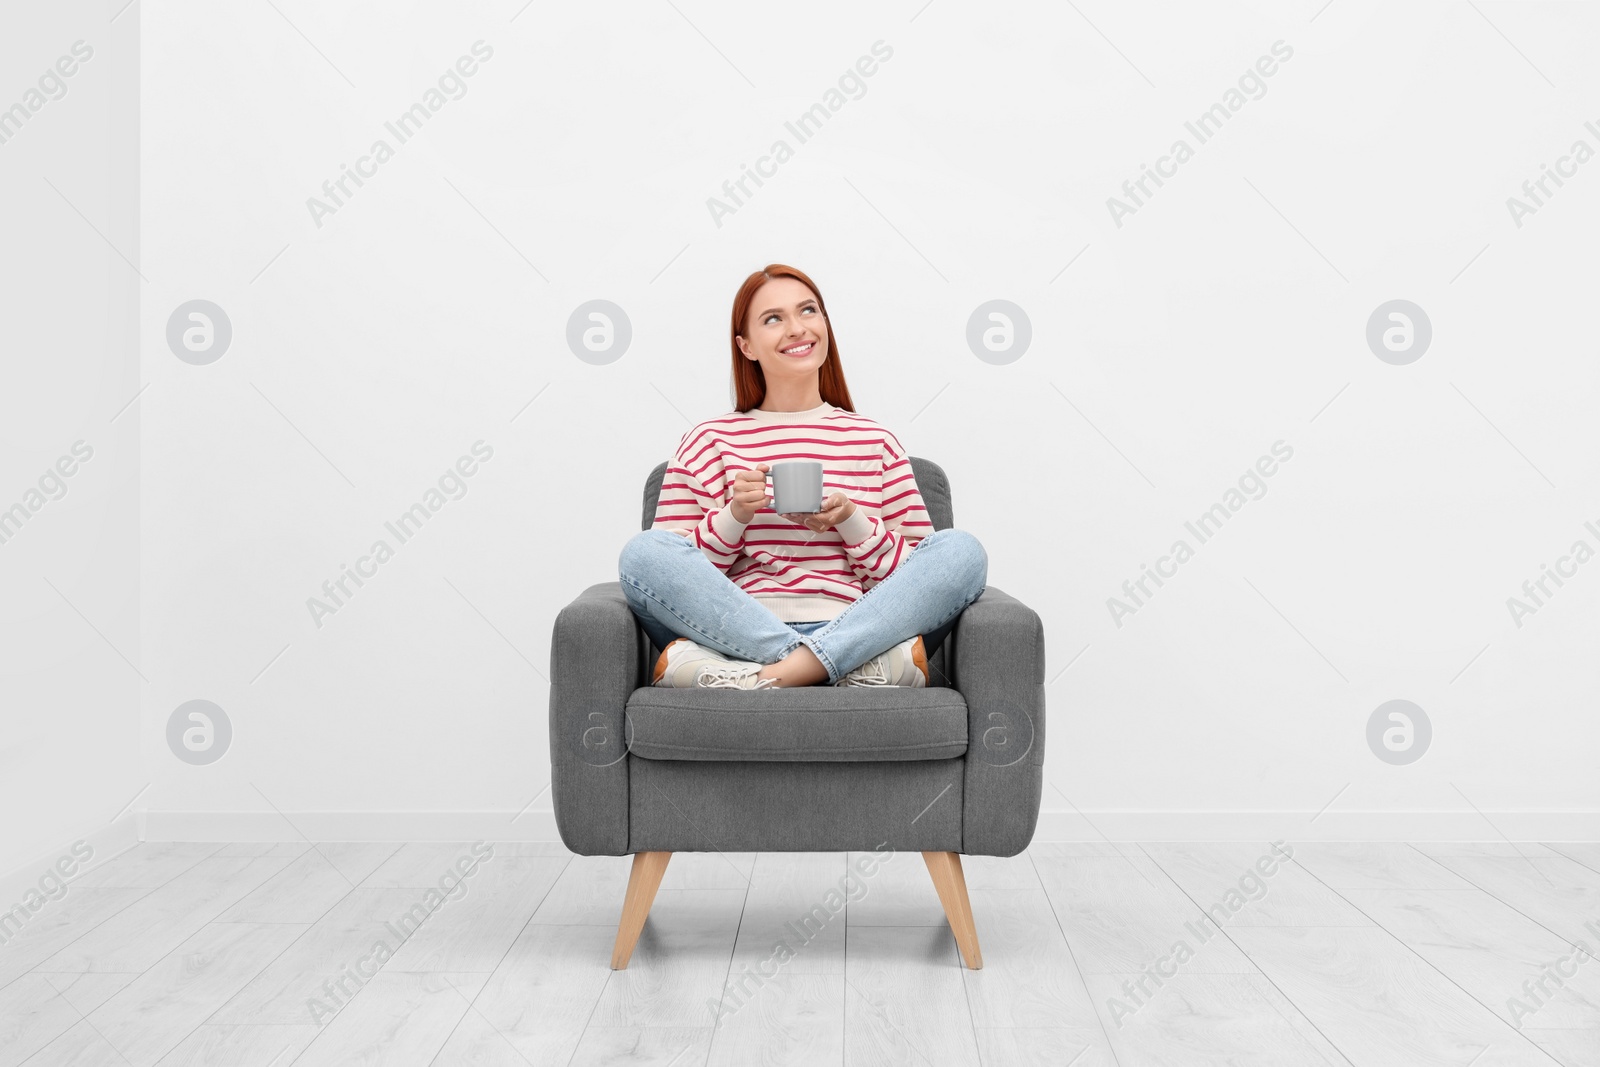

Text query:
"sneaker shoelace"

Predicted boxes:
[[842, 654, 891, 686], [697, 664, 778, 689]]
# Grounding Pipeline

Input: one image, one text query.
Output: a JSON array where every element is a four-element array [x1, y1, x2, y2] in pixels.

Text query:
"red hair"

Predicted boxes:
[[729, 264, 856, 413]]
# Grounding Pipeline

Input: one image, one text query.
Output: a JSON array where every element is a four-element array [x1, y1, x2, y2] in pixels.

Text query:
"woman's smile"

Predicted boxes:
[[780, 340, 817, 357]]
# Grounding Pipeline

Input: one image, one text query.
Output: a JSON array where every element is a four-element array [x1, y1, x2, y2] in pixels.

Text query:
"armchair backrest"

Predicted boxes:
[[642, 457, 953, 533]]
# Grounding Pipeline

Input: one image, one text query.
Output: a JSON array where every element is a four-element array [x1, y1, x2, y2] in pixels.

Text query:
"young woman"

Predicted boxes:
[[617, 264, 989, 689]]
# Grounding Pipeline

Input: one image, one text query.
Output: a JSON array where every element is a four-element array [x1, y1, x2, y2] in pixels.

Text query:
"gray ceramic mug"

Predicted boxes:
[[768, 461, 824, 513]]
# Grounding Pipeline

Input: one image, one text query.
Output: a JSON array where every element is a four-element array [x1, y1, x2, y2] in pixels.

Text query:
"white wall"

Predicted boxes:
[[126, 0, 1600, 843], [1, 2, 141, 882]]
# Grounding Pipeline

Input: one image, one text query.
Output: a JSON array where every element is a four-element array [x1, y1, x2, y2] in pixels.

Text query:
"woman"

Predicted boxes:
[[617, 264, 989, 689]]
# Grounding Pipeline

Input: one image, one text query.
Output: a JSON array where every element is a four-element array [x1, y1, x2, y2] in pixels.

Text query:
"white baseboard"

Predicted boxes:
[[137, 809, 1600, 845], [143, 810, 567, 843], [1031, 810, 1600, 843]]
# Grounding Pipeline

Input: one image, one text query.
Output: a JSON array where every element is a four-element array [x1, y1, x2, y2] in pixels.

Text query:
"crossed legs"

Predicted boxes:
[[618, 526, 988, 685]]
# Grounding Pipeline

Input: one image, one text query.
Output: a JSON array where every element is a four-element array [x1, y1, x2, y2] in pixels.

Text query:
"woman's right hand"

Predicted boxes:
[[728, 463, 770, 524]]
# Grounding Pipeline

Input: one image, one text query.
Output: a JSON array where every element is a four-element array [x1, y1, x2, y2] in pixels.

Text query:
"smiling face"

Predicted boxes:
[[736, 276, 829, 386]]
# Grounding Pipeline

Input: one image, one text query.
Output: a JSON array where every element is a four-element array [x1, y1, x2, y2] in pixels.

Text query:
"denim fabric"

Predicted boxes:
[[617, 527, 988, 685]]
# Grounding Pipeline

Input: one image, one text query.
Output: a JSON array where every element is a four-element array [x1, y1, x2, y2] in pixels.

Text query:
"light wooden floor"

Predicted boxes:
[[3, 840, 1598, 1066]]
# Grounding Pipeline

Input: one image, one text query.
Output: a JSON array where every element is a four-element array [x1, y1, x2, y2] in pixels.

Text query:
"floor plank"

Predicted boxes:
[[961, 887, 1102, 1031], [1340, 886, 1600, 1030], [1230, 924, 1555, 1066], [356, 843, 501, 889], [658, 851, 757, 891], [843, 925, 980, 1067], [0, 888, 149, 989], [587, 889, 748, 1028], [1413, 844, 1564, 860], [1545, 844, 1600, 878], [1245, 973, 1354, 1065], [288, 971, 479, 1067], [1142, 842, 1374, 927], [528, 855, 633, 926], [151, 1023, 320, 1067], [1522, 1028, 1600, 1067], [568, 1026, 713, 1067], [973, 1028, 1117, 1067], [426, 1008, 539, 1067], [19, 1019, 129, 1067], [211, 842, 313, 858], [1289, 842, 1477, 890], [37, 855, 298, 974], [1086, 972, 1341, 1065], [704, 972, 843, 1067], [1031, 845, 1259, 973], [381, 857, 567, 973], [83, 920, 308, 1067], [840, 847, 946, 927], [68, 843, 226, 889], [11, 839, 1599, 1067], [0, 973, 89, 1067], [433, 923, 614, 1065], [958, 852, 1043, 891], [1420, 852, 1600, 949], [215, 842, 400, 924], [36, 971, 139, 1015], [209, 887, 443, 1025], [728, 853, 847, 975]]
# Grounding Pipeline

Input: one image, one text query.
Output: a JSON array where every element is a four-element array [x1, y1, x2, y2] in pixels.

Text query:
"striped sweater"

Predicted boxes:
[[651, 401, 935, 623]]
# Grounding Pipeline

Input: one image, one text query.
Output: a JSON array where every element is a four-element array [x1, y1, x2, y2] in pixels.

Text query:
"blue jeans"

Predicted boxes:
[[617, 528, 988, 685]]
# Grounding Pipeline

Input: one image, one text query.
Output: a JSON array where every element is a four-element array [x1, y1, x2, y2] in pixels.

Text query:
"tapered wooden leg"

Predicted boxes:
[[612, 851, 672, 969], [922, 850, 983, 969]]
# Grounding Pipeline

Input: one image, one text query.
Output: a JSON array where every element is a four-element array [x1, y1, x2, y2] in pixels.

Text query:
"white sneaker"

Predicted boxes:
[[835, 636, 928, 687], [653, 638, 778, 689]]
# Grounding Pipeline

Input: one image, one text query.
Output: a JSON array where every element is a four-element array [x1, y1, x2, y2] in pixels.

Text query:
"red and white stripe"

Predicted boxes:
[[651, 407, 934, 622]]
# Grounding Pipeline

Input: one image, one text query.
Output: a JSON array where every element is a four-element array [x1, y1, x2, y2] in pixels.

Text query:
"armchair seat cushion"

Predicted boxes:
[[623, 686, 970, 762]]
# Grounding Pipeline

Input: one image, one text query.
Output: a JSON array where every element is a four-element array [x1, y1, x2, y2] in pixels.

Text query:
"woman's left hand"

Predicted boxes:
[[782, 492, 856, 534]]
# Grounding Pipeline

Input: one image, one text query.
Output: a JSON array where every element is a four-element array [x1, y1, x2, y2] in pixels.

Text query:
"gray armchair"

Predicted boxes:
[[549, 456, 1045, 970]]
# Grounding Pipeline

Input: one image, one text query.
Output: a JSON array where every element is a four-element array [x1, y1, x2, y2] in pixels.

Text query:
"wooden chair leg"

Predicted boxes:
[[922, 850, 983, 969], [611, 850, 672, 969]]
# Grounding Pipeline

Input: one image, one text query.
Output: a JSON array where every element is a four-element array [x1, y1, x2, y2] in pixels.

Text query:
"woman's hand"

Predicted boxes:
[[782, 491, 856, 534], [728, 463, 771, 525]]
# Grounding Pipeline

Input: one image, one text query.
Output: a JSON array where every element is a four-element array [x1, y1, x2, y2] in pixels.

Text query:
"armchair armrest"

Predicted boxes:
[[548, 581, 647, 856], [950, 585, 1046, 857]]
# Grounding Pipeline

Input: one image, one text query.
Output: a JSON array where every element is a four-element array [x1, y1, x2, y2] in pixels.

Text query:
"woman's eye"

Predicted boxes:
[[765, 306, 816, 325]]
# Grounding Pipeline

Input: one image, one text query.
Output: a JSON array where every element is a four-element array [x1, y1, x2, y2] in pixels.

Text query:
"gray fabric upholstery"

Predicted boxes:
[[628, 757, 965, 853], [625, 686, 970, 762], [548, 456, 1044, 858], [949, 586, 1047, 858]]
